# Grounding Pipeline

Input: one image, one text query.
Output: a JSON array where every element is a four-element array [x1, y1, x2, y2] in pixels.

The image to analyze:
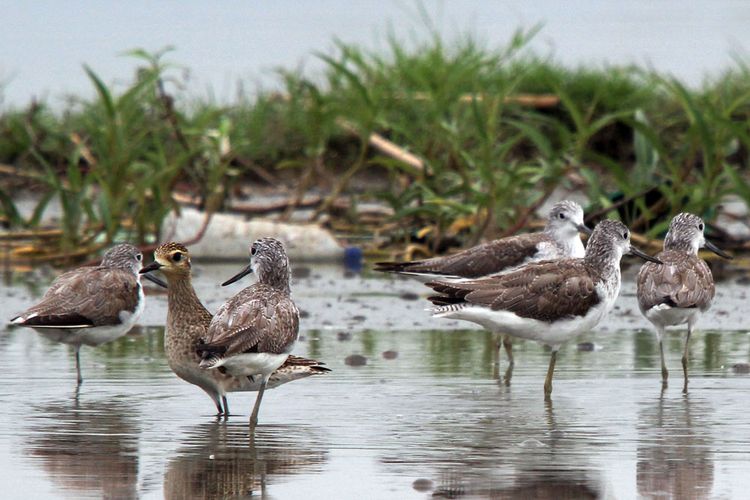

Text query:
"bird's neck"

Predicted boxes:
[[166, 273, 211, 320]]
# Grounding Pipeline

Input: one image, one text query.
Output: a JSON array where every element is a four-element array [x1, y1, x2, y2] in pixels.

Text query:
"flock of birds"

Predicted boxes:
[[9, 200, 733, 429]]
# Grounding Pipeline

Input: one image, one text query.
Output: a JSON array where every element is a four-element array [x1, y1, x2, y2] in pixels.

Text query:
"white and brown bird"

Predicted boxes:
[[375, 201, 591, 282], [139, 242, 328, 416], [376, 200, 591, 371], [196, 238, 300, 429], [426, 220, 661, 399], [636, 213, 732, 392], [10, 243, 164, 384]]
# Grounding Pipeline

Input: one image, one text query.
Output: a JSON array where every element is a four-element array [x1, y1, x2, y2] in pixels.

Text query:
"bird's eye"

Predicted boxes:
[[559, 213, 565, 219], [136, 254, 142, 261], [251, 246, 257, 256], [173, 252, 182, 262], [622, 231, 629, 239], [698, 223, 704, 231]]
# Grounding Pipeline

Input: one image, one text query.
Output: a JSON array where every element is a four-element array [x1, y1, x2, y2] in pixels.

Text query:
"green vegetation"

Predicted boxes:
[[1, 28, 750, 260]]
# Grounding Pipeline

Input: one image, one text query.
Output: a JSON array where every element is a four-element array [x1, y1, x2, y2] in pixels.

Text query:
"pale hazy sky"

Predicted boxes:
[[1, 0, 749, 107]]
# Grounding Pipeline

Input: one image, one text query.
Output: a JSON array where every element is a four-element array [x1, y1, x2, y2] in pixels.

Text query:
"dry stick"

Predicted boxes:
[[309, 119, 431, 221], [407, 92, 560, 108]]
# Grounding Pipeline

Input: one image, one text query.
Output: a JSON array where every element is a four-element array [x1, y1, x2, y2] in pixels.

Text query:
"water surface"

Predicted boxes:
[[1, 264, 749, 498]]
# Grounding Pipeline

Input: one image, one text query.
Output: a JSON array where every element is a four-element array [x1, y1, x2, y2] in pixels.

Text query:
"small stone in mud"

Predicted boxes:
[[299, 310, 310, 319], [732, 363, 750, 374], [399, 291, 420, 301], [337, 331, 352, 341], [412, 478, 433, 492], [577, 342, 595, 351], [343, 270, 356, 278], [382, 350, 398, 360], [292, 266, 312, 279], [345, 354, 367, 366], [736, 275, 750, 285], [298, 335, 306, 342], [350, 315, 366, 322]]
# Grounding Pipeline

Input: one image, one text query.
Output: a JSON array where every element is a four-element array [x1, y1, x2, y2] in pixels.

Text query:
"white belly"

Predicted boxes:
[[434, 281, 618, 350], [213, 352, 290, 378], [645, 304, 700, 328]]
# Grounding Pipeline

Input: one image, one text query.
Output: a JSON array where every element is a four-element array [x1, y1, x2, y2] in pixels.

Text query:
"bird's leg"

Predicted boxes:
[[492, 333, 501, 380], [503, 334, 514, 366], [656, 326, 668, 388], [504, 362, 514, 387], [213, 396, 224, 416], [682, 324, 693, 394], [74, 346, 83, 386], [544, 350, 558, 400], [222, 396, 230, 417], [250, 374, 270, 431]]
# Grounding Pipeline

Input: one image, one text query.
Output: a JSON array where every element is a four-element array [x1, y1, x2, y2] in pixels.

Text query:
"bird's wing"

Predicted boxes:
[[637, 251, 715, 311], [13, 267, 140, 328], [429, 259, 600, 322], [376, 233, 544, 278], [202, 285, 299, 356]]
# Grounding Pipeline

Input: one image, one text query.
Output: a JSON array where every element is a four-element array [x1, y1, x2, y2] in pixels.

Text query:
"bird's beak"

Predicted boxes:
[[142, 273, 168, 288], [704, 240, 733, 260], [222, 263, 253, 286], [140, 261, 163, 274], [629, 245, 662, 264], [139, 261, 167, 288], [577, 223, 593, 235]]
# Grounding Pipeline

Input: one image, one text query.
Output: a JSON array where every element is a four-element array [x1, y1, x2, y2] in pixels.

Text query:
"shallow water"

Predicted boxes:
[[1, 264, 749, 499]]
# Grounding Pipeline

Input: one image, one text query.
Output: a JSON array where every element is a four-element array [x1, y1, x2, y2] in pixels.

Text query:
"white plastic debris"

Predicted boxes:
[[161, 207, 345, 261]]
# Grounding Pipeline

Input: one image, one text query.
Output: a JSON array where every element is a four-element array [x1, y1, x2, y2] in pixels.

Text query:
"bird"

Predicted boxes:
[[425, 219, 661, 399], [195, 237, 300, 429], [10, 243, 165, 385], [375, 200, 592, 373], [139, 241, 329, 416], [636, 213, 732, 392]]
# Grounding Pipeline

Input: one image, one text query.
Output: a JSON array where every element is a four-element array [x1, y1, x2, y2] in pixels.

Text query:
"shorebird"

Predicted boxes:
[[195, 238, 300, 428], [10, 243, 165, 385], [375, 200, 592, 372], [636, 213, 732, 392], [139, 242, 328, 416], [426, 220, 661, 399]]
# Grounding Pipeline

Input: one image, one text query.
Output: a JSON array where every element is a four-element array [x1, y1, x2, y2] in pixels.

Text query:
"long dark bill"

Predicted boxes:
[[630, 245, 662, 264], [577, 223, 593, 235], [139, 261, 167, 288], [143, 273, 168, 288], [140, 261, 163, 274], [705, 240, 733, 260], [222, 263, 253, 287]]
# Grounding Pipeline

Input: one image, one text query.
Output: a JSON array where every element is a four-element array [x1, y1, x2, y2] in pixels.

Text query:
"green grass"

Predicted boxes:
[[2, 28, 750, 258]]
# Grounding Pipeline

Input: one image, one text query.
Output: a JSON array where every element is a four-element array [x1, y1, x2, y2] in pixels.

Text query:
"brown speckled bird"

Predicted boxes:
[[427, 220, 661, 400], [375, 200, 591, 373], [637, 213, 732, 392], [140, 241, 327, 417], [10, 243, 165, 385], [196, 238, 299, 428]]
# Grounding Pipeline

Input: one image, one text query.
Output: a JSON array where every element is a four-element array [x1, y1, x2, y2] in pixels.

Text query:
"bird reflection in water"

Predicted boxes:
[[387, 399, 605, 498], [637, 392, 714, 499], [25, 397, 139, 499], [164, 422, 328, 499]]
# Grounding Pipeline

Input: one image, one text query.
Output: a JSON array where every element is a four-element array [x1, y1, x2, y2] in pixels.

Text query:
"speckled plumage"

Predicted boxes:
[[636, 212, 731, 391], [427, 220, 658, 398], [141, 242, 326, 416], [196, 237, 302, 428], [10, 243, 147, 384], [375, 200, 589, 281]]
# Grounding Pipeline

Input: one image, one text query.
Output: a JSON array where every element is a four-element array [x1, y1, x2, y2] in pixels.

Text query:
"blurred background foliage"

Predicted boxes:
[[1, 28, 750, 258]]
